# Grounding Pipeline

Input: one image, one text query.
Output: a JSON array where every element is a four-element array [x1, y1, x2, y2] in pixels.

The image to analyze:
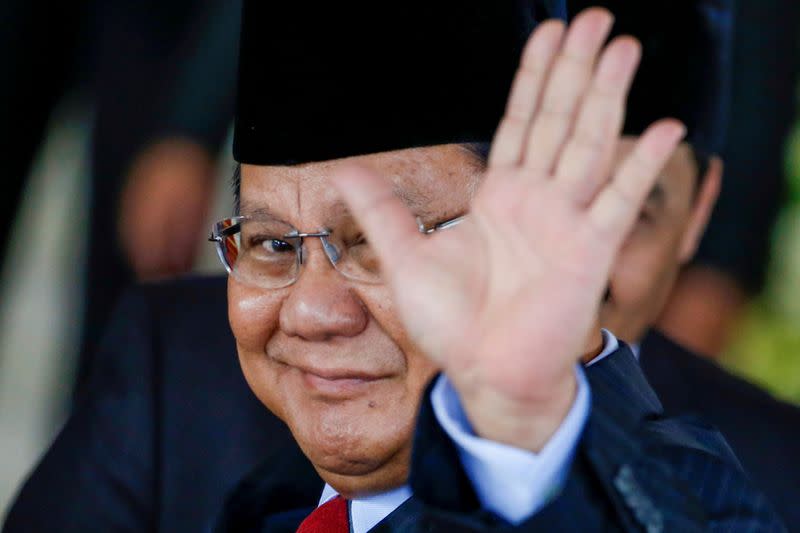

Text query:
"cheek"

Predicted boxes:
[[359, 286, 440, 385], [610, 238, 678, 308], [602, 238, 681, 341], [227, 278, 286, 414], [361, 287, 404, 347], [227, 278, 283, 350]]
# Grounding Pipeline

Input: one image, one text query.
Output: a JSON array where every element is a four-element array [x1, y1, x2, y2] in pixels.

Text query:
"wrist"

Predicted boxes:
[[457, 369, 578, 453]]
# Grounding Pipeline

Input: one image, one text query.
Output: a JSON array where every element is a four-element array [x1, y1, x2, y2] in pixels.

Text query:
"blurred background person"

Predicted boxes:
[[77, 0, 241, 395], [567, 9, 800, 527], [1, 0, 243, 395], [656, 0, 800, 358], [0, 0, 241, 513], [585, 7, 800, 523], [566, 0, 800, 408]]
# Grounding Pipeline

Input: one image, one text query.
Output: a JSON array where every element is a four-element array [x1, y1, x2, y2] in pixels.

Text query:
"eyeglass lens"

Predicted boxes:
[[214, 217, 382, 288]]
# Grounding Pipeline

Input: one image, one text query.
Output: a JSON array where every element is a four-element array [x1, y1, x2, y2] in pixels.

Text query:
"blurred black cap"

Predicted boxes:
[[233, 2, 567, 165], [570, 0, 733, 155]]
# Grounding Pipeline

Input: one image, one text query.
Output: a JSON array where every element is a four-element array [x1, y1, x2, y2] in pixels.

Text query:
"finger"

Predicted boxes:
[[589, 120, 686, 245], [488, 20, 565, 169], [555, 36, 641, 205], [330, 164, 422, 274], [522, 8, 615, 174]]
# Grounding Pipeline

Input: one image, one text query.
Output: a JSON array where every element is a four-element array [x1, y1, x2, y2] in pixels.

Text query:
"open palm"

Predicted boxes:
[[333, 9, 685, 449]]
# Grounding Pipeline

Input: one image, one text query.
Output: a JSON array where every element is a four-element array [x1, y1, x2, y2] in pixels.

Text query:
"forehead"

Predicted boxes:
[[239, 144, 482, 223]]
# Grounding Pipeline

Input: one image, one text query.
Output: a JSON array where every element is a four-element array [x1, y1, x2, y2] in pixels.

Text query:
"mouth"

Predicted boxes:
[[290, 364, 390, 397]]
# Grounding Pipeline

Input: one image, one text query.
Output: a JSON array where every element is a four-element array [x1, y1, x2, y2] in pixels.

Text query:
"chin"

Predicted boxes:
[[281, 389, 417, 485], [302, 439, 386, 478]]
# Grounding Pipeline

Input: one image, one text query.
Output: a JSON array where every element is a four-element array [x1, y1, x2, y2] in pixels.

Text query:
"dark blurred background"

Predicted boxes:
[[0, 0, 242, 509], [1, 0, 799, 515]]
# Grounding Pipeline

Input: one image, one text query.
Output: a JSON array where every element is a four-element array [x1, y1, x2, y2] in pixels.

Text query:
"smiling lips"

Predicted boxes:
[[294, 365, 389, 396]]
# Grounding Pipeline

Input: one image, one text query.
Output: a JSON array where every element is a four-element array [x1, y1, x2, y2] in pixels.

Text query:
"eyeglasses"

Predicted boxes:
[[208, 214, 466, 289]]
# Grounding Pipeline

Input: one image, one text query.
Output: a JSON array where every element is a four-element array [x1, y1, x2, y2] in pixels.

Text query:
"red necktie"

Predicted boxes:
[[296, 496, 349, 533]]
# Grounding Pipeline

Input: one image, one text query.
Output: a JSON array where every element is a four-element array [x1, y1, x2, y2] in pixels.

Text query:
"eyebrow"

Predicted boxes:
[[240, 188, 448, 226], [392, 187, 444, 221], [237, 204, 292, 225]]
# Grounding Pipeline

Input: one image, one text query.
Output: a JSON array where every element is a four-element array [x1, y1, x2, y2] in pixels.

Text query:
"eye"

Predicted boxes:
[[350, 234, 368, 246], [637, 205, 658, 225], [246, 235, 295, 253], [262, 239, 295, 253], [348, 234, 379, 273]]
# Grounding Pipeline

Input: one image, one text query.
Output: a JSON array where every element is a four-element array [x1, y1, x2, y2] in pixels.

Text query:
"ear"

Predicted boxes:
[[678, 156, 722, 262]]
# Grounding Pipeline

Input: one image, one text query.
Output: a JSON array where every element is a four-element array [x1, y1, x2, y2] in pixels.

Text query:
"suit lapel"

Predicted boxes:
[[639, 330, 697, 415], [587, 342, 663, 425], [368, 497, 425, 532], [408, 374, 614, 531], [214, 439, 322, 533], [585, 344, 707, 532]]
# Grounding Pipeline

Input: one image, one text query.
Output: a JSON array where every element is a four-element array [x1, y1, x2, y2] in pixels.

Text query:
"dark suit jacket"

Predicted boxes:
[[2, 277, 785, 532], [215, 340, 782, 532], [641, 329, 800, 530], [3, 277, 291, 532]]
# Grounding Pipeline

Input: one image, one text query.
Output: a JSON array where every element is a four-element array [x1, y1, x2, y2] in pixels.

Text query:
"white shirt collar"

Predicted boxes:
[[629, 342, 640, 360], [584, 329, 619, 366], [584, 329, 639, 367], [319, 484, 412, 533]]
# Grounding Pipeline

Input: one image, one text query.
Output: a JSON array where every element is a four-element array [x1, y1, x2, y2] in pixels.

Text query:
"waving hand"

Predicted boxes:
[[332, 9, 685, 451]]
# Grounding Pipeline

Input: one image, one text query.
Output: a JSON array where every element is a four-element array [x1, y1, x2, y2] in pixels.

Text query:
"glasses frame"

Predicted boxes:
[[208, 213, 467, 287]]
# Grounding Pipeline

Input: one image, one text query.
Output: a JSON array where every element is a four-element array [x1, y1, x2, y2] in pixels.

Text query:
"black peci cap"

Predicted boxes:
[[233, 2, 567, 165], [570, 0, 733, 155]]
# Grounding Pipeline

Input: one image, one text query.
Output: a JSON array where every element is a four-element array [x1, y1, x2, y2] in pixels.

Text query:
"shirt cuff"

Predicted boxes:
[[430, 365, 591, 525]]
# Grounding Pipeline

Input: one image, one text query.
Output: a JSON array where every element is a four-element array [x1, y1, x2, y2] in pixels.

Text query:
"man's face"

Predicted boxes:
[[229, 145, 482, 497], [599, 137, 719, 343]]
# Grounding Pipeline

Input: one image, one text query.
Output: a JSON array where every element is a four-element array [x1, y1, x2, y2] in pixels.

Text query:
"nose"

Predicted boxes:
[[279, 239, 368, 341]]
